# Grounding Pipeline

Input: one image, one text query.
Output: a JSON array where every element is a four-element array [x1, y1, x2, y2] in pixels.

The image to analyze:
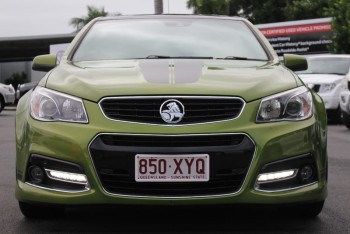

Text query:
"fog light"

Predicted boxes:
[[29, 166, 45, 184], [300, 166, 313, 182], [45, 169, 88, 184], [257, 169, 298, 183]]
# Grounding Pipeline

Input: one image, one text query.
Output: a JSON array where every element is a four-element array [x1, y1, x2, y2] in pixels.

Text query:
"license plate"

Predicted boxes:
[[135, 154, 209, 182]]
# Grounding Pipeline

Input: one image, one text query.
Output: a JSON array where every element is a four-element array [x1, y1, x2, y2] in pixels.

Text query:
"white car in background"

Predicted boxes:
[[340, 90, 350, 129], [0, 83, 15, 113], [297, 55, 350, 123]]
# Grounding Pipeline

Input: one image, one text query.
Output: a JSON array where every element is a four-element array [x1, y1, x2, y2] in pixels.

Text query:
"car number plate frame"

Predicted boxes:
[[135, 154, 209, 182]]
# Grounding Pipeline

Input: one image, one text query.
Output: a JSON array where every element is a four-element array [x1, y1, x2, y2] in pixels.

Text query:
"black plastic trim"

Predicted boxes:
[[25, 154, 88, 192], [89, 133, 255, 197], [256, 154, 318, 191]]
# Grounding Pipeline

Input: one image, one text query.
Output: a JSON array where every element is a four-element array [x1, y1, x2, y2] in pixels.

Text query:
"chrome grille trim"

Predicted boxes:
[[255, 181, 319, 193], [25, 182, 90, 193]]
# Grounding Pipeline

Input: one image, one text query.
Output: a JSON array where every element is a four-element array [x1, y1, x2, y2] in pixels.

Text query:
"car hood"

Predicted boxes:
[[298, 73, 345, 84], [44, 59, 298, 103]]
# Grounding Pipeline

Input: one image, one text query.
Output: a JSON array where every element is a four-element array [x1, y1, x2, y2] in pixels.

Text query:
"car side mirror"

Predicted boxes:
[[283, 54, 308, 72], [32, 54, 57, 72]]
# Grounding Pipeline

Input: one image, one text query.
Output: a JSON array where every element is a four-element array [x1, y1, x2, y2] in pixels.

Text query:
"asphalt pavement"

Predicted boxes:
[[1, 107, 350, 233]]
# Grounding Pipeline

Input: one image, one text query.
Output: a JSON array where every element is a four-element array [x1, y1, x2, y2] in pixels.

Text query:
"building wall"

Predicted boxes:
[[0, 61, 31, 84], [0, 61, 45, 85]]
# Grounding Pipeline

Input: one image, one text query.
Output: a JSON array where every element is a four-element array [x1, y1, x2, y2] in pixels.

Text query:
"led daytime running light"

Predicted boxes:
[[257, 169, 298, 183], [45, 169, 88, 185]]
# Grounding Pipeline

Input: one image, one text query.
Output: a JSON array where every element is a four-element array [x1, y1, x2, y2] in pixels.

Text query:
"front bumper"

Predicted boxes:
[[318, 93, 340, 110], [16, 98, 327, 206], [340, 90, 350, 114], [4, 92, 15, 104]]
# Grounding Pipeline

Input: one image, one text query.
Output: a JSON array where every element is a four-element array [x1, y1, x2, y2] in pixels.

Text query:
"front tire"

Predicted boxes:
[[19, 201, 65, 219], [342, 111, 350, 129]]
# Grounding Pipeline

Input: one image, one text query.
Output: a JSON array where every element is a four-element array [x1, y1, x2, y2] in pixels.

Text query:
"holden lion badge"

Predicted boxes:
[[160, 99, 185, 124]]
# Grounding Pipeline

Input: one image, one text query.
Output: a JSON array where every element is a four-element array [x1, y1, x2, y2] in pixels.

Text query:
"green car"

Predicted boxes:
[[15, 15, 327, 218]]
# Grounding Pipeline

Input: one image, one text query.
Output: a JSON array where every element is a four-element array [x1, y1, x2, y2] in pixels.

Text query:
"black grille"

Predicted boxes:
[[90, 134, 255, 197], [100, 97, 244, 124]]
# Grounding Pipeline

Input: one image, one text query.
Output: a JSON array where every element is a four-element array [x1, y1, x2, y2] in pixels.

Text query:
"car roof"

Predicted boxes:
[[96, 14, 245, 22]]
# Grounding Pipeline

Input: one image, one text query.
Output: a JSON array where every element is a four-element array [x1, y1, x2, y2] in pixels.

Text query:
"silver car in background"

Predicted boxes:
[[15, 82, 38, 102], [297, 55, 350, 123], [0, 83, 15, 113]]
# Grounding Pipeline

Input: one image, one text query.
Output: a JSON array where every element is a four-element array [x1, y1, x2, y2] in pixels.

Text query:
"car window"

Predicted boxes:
[[297, 57, 350, 75], [72, 18, 269, 61]]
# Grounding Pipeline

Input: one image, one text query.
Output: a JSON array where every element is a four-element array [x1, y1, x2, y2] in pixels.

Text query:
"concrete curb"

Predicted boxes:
[[5, 106, 16, 111]]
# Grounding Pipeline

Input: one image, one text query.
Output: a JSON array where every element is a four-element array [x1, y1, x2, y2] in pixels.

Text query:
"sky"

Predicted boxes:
[[0, 0, 193, 38]]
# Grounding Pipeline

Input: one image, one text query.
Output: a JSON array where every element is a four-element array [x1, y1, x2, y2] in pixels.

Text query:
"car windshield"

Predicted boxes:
[[297, 57, 350, 75], [72, 18, 269, 61]]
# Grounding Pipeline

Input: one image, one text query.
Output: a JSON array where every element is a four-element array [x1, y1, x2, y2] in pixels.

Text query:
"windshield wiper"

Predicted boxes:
[[144, 55, 213, 59], [216, 56, 268, 61], [327, 72, 345, 75], [173, 56, 213, 59], [217, 56, 247, 60], [145, 55, 171, 59]]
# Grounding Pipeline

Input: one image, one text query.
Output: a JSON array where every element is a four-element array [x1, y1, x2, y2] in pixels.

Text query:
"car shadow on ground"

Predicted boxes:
[[17, 205, 325, 233]]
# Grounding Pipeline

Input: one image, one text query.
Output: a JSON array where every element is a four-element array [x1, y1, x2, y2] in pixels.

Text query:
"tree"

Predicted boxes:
[[187, 0, 330, 24], [245, 0, 291, 24], [187, 0, 232, 15], [70, 5, 109, 31], [187, 0, 289, 23], [327, 0, 350, 53], [154, 0, 163, 14], [5, 72, 28, 90], [284, 0, 330, 21], [187, 0, 350, 53]]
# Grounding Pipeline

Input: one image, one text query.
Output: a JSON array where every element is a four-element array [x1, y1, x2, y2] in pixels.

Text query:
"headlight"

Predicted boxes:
[[30, 87, 88, 123], [319, 83, 336, 93], [256, 86, 313, 122], [0, 84, 14, 93], [8, 84, 15, 93]]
